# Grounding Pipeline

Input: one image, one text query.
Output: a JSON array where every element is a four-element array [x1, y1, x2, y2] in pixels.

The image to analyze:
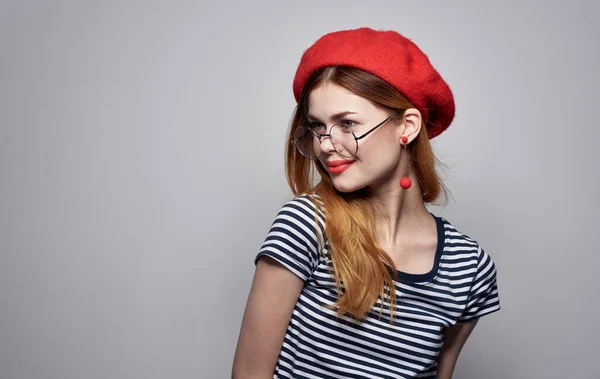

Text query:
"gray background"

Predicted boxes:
[[1, 1, 598, 378]]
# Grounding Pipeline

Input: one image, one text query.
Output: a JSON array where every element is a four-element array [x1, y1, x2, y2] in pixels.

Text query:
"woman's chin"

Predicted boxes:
[[331, 178, 365, 194]]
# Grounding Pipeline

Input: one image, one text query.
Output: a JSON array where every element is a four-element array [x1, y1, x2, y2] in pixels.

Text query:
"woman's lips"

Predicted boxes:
[[326, 160, 355, 174]]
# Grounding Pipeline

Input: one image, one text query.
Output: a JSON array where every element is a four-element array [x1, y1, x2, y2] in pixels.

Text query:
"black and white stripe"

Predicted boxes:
[[255, 195, 500, 378]]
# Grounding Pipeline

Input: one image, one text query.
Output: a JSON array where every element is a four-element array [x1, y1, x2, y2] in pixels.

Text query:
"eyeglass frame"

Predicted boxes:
[[291, 111, 400, 159]]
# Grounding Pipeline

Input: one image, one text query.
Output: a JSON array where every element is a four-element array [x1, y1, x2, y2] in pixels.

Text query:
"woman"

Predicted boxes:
[[232, 27, 500, 379]]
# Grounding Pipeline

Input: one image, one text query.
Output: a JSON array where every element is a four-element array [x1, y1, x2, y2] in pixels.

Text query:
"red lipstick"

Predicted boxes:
[[326, 160, 355, 174]]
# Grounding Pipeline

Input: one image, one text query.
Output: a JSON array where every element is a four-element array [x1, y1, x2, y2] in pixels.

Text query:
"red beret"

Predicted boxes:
[[292, 27, 455, 139]]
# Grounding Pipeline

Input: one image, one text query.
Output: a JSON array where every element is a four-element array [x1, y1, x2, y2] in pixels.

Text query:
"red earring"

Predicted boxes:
[[400, 177, 412, 189], [400, 136, 412, 189]]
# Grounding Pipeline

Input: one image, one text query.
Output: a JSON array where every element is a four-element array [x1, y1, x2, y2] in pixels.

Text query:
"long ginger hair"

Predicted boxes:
[[285, 66, 448, 321]]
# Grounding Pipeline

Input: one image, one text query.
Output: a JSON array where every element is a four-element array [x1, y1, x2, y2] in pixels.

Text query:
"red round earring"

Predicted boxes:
[[400, 136, 412, 189], [400, 177, 412, 189]]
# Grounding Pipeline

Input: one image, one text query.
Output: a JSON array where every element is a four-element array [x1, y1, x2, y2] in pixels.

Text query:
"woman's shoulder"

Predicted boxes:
[[435, 215, 478, 243], [433, 214, 489, 261], [278, 193, 325, 219]]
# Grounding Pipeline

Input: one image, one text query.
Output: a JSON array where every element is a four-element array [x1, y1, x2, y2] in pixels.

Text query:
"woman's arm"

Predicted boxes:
[[436, 319, 479, 379], [231, 257, 304, 379]]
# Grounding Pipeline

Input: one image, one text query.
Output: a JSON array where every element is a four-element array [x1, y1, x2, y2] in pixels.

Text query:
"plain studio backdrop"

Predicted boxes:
[[1, 1, 599, 378]]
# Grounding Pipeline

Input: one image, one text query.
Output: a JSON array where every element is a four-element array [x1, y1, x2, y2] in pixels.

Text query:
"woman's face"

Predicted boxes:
[[307, 82, 406, 193]]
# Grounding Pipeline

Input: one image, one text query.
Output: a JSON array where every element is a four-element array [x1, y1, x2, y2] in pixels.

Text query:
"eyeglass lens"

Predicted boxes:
[[293, 124, 357, 159]]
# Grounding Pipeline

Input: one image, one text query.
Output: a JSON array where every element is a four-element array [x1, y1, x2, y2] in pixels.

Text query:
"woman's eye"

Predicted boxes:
[[309, 123, 325, 131], [340, 119, 358, 127]]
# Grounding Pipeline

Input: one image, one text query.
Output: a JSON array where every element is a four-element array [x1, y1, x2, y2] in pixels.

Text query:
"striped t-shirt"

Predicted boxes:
[[255, 194, 500, 378]]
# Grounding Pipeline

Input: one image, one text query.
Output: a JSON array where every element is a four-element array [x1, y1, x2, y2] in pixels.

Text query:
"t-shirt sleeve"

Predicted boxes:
[[254, 195, 323, 282], [458, 245, 501, 323]]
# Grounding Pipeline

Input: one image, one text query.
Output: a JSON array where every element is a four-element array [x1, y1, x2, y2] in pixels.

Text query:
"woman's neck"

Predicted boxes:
[[367, 174, 433, 246]]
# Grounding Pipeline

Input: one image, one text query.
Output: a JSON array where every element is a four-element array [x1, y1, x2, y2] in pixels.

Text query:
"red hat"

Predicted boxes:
[[293, 27, 455, 139]]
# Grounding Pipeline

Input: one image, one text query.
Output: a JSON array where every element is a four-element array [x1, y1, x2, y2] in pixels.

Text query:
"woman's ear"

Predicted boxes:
[[400, 108, 422, 143]]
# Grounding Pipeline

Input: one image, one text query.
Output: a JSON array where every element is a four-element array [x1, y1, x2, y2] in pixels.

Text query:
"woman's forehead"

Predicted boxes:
[[307, 83, 374, 119]]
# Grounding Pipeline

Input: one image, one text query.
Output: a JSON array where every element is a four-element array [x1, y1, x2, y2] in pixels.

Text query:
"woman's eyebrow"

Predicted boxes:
[[307, 111, 358, 121]]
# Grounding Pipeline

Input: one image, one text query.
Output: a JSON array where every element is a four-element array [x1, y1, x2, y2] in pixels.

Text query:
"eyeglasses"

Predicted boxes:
[[291, 112, 399, 159]]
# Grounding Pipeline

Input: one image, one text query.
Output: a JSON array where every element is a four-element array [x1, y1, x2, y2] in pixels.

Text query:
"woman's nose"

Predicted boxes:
[[319, 135, 336, 154]]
